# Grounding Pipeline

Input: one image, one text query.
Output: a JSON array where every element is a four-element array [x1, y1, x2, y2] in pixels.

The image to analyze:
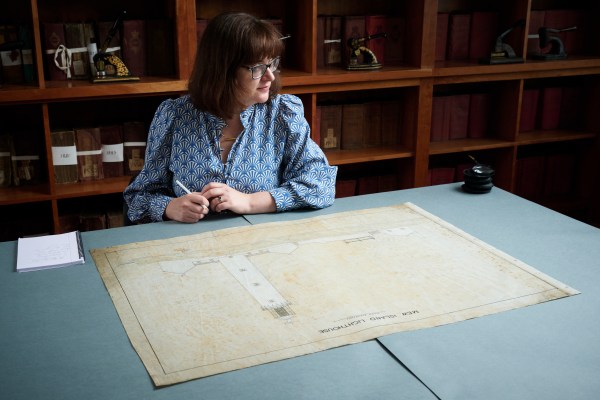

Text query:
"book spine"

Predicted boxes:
[[122, 19, 147, 77], [384, 16, 405, 64], [43, 22, 68, 81], [446, 13, 471, 60], [100, 125, 124, 178], [122, 121, 147, 176], [435, 13, 449, 61], [75, 127, 104, 181], [51, 130, 79, 184], [319, 104, 342, 150], [365, 15, 386, 64], [468, 12, 498, 60], [64, 23, 91, 80], [145, 19, 175, 76], [341, 103, 365, 150]]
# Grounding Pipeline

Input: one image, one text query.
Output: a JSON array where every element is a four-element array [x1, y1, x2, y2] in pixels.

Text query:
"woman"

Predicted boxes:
[[124, 12, 337, 223]]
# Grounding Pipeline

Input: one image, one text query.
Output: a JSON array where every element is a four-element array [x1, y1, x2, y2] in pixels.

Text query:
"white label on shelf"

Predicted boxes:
[[52, 146, 77, 166], [102, 143, 124, 162]]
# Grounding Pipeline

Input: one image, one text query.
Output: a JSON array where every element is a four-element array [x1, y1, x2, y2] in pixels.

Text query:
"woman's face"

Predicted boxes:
[[235, 57, 278, 110]]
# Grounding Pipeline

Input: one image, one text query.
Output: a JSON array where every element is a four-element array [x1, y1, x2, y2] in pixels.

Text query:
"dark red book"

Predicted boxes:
[[468, 11, 498, 60], [123, 121, 147, 176], [146, 19, 175, 76], [364, 102, 382, 147], [468, 93, 491, 138], [380, 101, 402, 145], [537, 87, 562, 130], [319, 104, 342, 150], [384, 15, 405, 65], [378, 174, 398, 192], [449, 94, 470, 140], [429, 167, 456, 186], [430, 96, 449, 142], [519, 88, 540, 132], [435, 13, 449, 61], [357, 176, 379, 195], [343, 15, 366, 66], [100, 125, 124, 178], [341, 103, 365, 150], [365, 15, 386, 64], [446, 12, 471, 60], [335, 179, 356, 198], [75, 127, 104, 181], [515, 156, 546, 201], [97, 21, 122, 58], [122, 19, 146, 77], [43, 22, 68, 81]]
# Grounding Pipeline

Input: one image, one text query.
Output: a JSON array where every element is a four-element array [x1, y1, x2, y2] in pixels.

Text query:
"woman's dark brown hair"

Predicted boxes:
[[188, 12, 284, 119]]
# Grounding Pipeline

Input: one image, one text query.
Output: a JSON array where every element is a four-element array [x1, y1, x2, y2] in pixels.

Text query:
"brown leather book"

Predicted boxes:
[[319, 104, 342, 150], [469, 12, 498, 60], [519, 88, 540, 132], [435, 13, 449, 61], [12, 131, 43, 186], [537, 87, 562, 130], [122, 121, 147, 176], [365, 15, 386, 64], [448, 94, 470, 140], [320, 15, 343, 67], [64, 23, 91, 79], [380, 100, 402, 146], [446, 12, 471, 60], [341, 103, 365, 150], [42, 22, 67, 81], [122, 19, 147, 77], [97, 20, 122, 58], [384, 15, 405, 65], [51, 130, 78, 184], [0, 134, 14, 187], [75, 127, 104, 181], [468, 93, 491, 139], [343, 15, 366, 66], [100, 125, 124, 178], [364, 102, 382, 147], [146, 19, 175, 76]]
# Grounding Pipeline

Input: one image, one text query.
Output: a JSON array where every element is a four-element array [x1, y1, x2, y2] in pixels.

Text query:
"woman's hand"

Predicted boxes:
[[164, 193, 210, 223], [200, 182, 276, 214]]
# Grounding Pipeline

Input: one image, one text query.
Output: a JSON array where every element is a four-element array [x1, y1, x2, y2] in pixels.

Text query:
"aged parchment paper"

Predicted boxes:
[[91, 203, 578, 386]]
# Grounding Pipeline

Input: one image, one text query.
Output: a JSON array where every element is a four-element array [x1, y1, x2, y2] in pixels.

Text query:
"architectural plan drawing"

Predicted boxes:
[[91, 203, 578, 386]]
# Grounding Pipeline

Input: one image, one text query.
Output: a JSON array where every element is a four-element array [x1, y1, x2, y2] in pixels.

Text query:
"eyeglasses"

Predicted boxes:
[[244, 57, 280, 80]]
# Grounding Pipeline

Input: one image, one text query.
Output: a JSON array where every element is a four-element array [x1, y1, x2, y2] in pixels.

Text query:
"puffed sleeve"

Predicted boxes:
[[123, 99, 177, 223], [268, 95, 338, 211]]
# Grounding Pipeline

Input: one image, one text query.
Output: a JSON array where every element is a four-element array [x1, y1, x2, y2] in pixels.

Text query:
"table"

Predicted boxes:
[[2, 183, 599, 400]]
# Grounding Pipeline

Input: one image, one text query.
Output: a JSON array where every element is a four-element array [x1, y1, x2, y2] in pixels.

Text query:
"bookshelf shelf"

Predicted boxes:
[[0, 0, 599, 240]]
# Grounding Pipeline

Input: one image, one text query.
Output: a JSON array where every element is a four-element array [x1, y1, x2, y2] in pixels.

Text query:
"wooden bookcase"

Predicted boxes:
[[1, 0, 599, 240]]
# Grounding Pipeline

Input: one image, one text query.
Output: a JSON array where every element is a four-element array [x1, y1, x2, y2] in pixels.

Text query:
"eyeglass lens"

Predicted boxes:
[[252, 58, 280, 79]]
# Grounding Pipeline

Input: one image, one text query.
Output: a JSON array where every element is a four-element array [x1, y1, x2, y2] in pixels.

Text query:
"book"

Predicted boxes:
[[320, 15, 343, 67], [446, 12, 471, 60], [384, 15, 405, 65], [341, 103, 365, 150], [100, 125, 125, 178], [335, 179, 356, 198], [319, 104, 342, 150], [16, 230, 85, 272], [146, 19, 175, 76], [75, 127, 104, 181], [430, 96, 449, 142], [435, 13, 449, 61], [365, 15, 386, 64], [97, 20, 122, 58], [468, 11, 498, 60], [122, 19, 146, 77], [528, 10, 546, 56], [380, 100, 402, 146], [64, 22, 92, 79], [468, 93, 491, 139], [11, 131, 43, 186], [51, 129, 78, 184], [364, 102, 382, 147], [519, 88, 540, 132], [515, 156, 546, 201], [448, 94, 470, 140], [122, 121, 147, 176], [0, 24, 24, 84], [0, 134, 14, 187], [42, 22, 68, 81], [537, 87, 562, 130]]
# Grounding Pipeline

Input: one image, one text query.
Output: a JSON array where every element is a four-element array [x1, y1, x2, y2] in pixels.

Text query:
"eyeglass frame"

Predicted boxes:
[[243, 57, 281, 80]]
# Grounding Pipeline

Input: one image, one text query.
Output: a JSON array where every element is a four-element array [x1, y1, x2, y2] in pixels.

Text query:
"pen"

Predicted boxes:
[[175, 180, 192, 194]]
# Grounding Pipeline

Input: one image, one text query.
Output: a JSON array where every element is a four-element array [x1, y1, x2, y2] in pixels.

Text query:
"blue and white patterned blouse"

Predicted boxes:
[[124, 94, 337, 223]]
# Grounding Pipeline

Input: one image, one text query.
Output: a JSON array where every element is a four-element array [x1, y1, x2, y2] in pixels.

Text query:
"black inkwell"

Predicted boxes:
[[462, 156, 494, 194]]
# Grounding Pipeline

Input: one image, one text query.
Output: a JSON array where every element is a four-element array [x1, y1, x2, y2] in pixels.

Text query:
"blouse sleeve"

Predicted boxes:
[[268, 95, 338, 211], [123, 99, 177, 223]]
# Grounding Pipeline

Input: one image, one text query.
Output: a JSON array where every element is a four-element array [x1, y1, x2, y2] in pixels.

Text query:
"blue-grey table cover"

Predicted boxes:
[[0, 200, 436, 399]]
